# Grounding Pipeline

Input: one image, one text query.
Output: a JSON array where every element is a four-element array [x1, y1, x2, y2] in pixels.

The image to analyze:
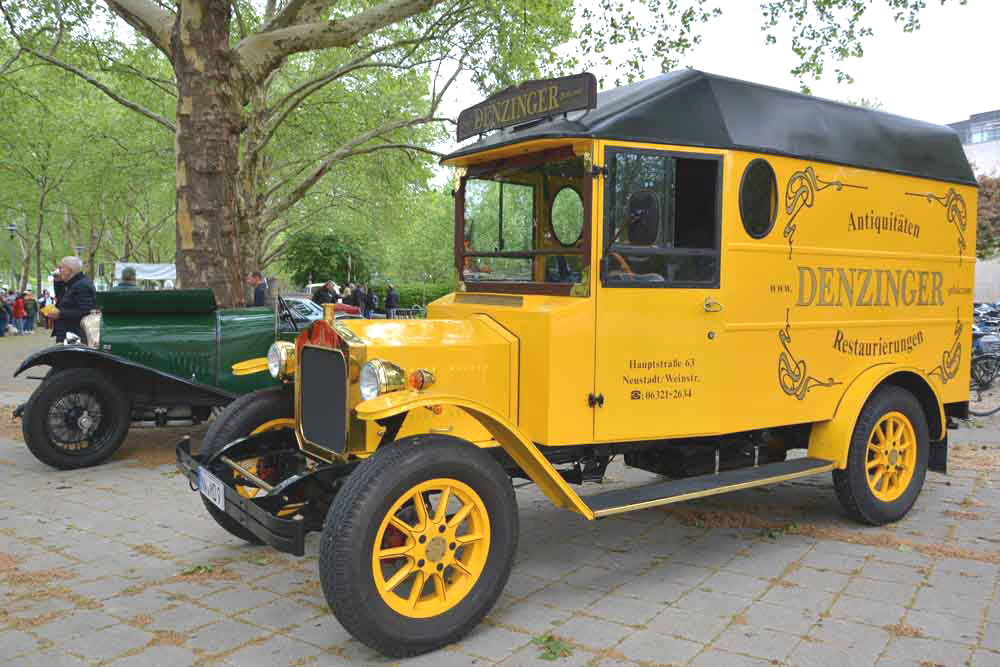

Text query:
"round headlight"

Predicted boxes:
[[266, 341, 296, 380], [359, 359, 406, 401]]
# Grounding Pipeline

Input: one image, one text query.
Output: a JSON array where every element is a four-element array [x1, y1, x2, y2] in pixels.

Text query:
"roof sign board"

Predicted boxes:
[[456, 73, 597, 142]]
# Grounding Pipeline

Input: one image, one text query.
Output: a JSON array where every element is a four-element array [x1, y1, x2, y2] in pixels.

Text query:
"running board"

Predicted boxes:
[[585, 457, 835, 518]]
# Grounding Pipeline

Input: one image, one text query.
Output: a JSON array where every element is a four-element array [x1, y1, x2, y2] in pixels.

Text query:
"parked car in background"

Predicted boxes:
[[12, 289, 330, 470]]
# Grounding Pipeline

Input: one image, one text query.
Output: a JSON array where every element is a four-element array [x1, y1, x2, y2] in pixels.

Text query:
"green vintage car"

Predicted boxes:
[[13, 289, 331, 469]]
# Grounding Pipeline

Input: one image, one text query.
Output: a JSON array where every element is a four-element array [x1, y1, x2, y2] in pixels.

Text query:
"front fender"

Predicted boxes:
[[15, 346, 235, 404], [808, 364, 946, 469], [356, 391, 594, 519]]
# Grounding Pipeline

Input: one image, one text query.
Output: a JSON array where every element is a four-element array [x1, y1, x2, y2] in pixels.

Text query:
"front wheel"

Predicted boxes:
[[833, 385, 929, 525], [21, 368, 131, 469], [319, 436, 518, 658]]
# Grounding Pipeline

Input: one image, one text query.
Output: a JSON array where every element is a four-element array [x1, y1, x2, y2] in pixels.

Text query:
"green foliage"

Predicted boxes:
[[383, 281, 458, 310], [760, 0, 969, 92], [281, 229, 372, 287], [532, 633, 573, 661]]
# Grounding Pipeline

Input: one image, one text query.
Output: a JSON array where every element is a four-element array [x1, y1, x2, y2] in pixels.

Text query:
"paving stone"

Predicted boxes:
[[688, 648, 774, 667], [800, 550, 866, 573], [645, 606, 732, 643], [548, 615, 632, 650], [913, 588, 990, 620], [33, 609, 120, 641], [982, 622, 1000, 652], [859, 561, 927, 585], [758, 582, 836, 614], [455, 623, 532, 661], [498, 641, 594, 667], [488, 599, 574, 631], [284, 613, 353, 649], [699, 571, 772, 599], [675, 588, 752, 616], [0, 629, 43, 657], [611, 571, 690, 604], [875, 636, 973, 667], [844, 576, 919, 605], [236, 596, 322, 631], [806, 617, 890, 663], [615, 628, 702, 664], [109, 645, 198, 666], [561, 564, 637, 593], [70, 623, 154, 662], [184, 618, 269, 654], [712, 624, 800, 661], [526, 582, 606, 611], [225, 633, 322, 666], [5, 647, 88, 667], [905, 608, 982, 645], [584, 593, 663, 626], [200, 586, 279, 613], [783, 565, 852, 592], [971, 648, 1000, 667], [741, 601, 817, 635], [145, 601, 223, 633], [828, 594, 906, 626]]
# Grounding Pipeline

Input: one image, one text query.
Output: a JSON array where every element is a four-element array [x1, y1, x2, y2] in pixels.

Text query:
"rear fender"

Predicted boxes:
[[356, 391, 594, 519], [15, 346, 234, 406], [808, 364, 946, 469]]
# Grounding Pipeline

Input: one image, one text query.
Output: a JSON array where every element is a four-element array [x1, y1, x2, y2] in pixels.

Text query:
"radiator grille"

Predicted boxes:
[[299, 346, 347, 454]]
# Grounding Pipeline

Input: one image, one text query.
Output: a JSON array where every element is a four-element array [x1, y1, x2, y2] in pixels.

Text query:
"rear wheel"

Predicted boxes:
[[21, 368, 130, 469], [199, 387, 294, 544], [319, 436, 517, 657], [833, 386, 929, 525]]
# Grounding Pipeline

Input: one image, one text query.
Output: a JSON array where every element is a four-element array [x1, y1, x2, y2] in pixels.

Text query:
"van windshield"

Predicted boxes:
[[460, 155, 589, 286]]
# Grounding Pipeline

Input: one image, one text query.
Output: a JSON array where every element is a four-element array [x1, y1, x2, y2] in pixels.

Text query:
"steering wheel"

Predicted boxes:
[[277, 296, 299, 332]]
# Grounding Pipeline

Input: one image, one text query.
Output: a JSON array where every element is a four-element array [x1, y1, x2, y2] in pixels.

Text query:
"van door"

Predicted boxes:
[[594, 146, 724, 442]]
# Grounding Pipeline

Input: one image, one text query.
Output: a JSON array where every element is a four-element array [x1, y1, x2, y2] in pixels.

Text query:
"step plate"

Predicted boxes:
[[586, 457, 835, 518]]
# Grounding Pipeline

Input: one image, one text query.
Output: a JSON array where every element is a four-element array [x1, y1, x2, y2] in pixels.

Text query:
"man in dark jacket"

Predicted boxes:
[[47, 256, 96, 343], [248, 271, 267, 306], [353, 283, 367, 317], [312, 280, 337, 305], [385, 284, 399, 318]]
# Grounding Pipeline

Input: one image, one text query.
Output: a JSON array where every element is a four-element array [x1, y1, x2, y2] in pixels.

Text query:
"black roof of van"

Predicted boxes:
[[443, 69, 976, 186]]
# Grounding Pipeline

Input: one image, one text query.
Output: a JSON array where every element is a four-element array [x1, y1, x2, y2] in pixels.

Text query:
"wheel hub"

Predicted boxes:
[[888, 449, 899, 466], [77, 411, 94, 433], [425, 536, 447, 562]]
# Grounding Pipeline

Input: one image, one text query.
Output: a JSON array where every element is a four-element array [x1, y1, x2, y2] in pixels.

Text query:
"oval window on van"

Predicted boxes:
[[739, 159, 778, 239], [550, 187, 585, 246]]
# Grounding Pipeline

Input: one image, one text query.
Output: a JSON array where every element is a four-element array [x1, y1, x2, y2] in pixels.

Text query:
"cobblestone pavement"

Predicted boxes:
[[1, 349, 999, 666]]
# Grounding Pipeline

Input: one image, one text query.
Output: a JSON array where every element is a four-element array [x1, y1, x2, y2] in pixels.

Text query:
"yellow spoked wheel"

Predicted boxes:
[[865, 412, 917, 502], [372, 478, 491, 618]]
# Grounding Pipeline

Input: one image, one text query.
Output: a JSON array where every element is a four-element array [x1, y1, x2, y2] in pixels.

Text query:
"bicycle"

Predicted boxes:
[[969, 353, 1000, 416]]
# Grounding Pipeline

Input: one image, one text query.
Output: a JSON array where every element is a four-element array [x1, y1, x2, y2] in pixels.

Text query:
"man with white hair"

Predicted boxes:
[[46, 256, 96, 344]]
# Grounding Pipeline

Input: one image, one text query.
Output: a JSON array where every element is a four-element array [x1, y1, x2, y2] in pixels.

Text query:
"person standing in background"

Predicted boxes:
[[385, 284, 399, 318], [312, 280, 337, 305], [23, 289, 37, 333], [0, 289, 9, 337], [12, 293, 26, 334], [353, 283, 368, 317], [114, 266, 140, 289], [248, 271, 267, 306]]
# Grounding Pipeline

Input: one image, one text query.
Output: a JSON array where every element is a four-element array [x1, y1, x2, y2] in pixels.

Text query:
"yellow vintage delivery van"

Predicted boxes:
[[177, 70, 978, 657]]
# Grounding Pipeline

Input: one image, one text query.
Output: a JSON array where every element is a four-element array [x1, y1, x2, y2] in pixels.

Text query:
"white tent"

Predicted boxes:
[[114, 262, 176, 281]]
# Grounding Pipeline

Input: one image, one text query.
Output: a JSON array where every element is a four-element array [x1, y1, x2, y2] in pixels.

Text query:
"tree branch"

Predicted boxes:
[[104, 0, 175, 59], [22, 47, 175, 133], [236, 0, 444, 83]]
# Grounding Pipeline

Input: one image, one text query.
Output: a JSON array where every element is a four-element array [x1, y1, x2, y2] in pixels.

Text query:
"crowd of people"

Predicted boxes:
[[0, 286, 53, 337], [311, 280, 400, 318]]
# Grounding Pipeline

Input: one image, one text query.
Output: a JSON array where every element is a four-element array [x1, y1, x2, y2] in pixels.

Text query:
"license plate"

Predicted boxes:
[[198, 467, 225, 512]]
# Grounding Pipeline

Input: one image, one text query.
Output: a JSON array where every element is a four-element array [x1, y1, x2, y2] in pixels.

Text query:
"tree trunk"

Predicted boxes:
[[172, 0, 243, 306]]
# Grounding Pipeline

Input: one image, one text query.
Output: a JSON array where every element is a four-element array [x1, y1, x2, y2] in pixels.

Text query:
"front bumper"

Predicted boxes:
[[176, 434, 307, 556]]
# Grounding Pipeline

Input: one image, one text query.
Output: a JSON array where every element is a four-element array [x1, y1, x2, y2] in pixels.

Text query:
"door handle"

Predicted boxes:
[[703, 297, 723, 313]]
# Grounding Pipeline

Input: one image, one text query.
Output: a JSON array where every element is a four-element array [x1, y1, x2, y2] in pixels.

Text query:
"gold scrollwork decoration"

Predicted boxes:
[[904, 188, 967, 259], [783, 167, 867, 258], [926, 309, 963, 385], [778, 309, 840, 400]]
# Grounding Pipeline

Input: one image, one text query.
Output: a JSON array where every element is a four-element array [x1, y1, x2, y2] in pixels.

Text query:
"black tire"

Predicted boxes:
[[21, 368, 131, 469], [833, 385, 929, 526], [199, 387, 293, 544], [320, 436, 518, 658]]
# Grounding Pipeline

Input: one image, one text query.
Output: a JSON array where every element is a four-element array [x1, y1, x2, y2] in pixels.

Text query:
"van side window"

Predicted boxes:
[[604, 149, 721, 287]]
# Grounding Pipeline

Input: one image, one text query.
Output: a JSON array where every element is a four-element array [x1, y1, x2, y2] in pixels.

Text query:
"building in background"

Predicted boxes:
[[949, 110, 1000, 175]]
